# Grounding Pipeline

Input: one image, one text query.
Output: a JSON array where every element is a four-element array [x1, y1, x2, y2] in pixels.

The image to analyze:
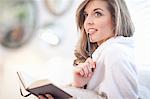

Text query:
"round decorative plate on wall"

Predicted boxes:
[[0, 0, 37, 49], [44, 0, 73, 16]]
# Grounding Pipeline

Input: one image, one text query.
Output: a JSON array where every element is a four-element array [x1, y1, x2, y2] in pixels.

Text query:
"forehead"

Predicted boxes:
[[84, 0, 108, 12]]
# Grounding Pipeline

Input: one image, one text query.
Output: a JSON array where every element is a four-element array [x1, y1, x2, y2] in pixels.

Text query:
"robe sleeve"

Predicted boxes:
[[100, 45, 139, 99]]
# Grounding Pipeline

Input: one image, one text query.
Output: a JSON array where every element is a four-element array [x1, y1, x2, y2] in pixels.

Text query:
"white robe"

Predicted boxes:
[[87, 36, 139, 99], [63, 36, 149, 99]]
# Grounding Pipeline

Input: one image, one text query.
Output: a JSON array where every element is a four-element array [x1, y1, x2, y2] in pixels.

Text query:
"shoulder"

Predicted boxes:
[[101, 36, 134, 60], [102, 42, 134, 68], [104, 43, 130, 58], [102, 43, 137, 81]]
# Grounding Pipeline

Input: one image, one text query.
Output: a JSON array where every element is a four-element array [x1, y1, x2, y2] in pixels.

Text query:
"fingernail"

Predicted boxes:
[[93, 62, 96, 68]]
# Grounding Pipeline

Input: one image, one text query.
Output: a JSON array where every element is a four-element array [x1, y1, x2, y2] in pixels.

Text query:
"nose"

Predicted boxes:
[[84, 16, 94, 25]]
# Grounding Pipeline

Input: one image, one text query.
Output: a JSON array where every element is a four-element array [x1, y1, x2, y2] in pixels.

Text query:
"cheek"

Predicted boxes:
[[99, 20, 113, 34], [97, 24, 108, 35]]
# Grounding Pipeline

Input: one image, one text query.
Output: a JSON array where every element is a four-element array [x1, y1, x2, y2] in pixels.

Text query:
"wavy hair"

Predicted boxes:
[[74, 0, 134, 65]]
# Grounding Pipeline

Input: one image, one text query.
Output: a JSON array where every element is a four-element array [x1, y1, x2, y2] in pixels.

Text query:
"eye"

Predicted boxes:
[[94, 11, 102, 17], [83, 12, 88, 18]]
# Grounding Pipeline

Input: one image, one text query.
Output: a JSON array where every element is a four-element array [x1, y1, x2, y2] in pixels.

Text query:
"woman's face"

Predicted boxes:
[[83, 0, 114, 45]]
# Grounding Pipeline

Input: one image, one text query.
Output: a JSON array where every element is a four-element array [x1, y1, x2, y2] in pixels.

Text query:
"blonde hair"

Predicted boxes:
[[74, 0, 134, 65]]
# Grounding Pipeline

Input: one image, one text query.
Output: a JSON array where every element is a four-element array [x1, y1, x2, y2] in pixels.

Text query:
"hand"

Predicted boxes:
[[38, 94, 54, 99], [72, 58, 96, 88]]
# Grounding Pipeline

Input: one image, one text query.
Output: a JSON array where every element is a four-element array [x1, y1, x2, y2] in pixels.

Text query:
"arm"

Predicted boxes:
[[100, 46, 139, 99], [110, 59, 139, 98], [61, 86, 105, 99]]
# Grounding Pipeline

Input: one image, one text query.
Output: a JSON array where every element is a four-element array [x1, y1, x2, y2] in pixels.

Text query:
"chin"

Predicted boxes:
[[90, 40, 96, 43]]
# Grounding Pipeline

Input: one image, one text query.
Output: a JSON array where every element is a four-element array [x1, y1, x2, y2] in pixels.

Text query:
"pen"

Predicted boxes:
[[84, 33, 94, 89], [87, 33, 92, 58], [87, 33, 94, 72]]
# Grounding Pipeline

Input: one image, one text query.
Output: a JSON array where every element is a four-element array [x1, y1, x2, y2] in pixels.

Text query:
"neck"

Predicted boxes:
[[97, 35, 114, 46]]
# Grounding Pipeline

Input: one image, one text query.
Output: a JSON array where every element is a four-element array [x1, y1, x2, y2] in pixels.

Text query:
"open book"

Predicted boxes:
[[17, 72, 72, 98]]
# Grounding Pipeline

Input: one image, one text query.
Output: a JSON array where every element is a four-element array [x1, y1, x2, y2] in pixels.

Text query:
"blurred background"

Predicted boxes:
[[0, 0, 150, 98]]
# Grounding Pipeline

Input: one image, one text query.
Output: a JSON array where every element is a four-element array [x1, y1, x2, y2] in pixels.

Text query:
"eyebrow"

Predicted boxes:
[[93, 8, 104, 12], [84, 8, 104, 14]]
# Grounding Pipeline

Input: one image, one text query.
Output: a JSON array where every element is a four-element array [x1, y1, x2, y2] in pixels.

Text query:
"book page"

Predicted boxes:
[[28, 79, 51, 89], [17, 71, 37, 89]]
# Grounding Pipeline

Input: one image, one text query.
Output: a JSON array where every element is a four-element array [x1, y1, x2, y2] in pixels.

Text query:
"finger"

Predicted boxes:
[[86, 58, 96, 69], [85, 59, 94, 72], [38, 95, 46, 99], [74, 65, 84, 76], [86, 62, 92, 73], [79, 68, 84, 76], [74, 63, 91, 77], [82, 63, 90, 77], [93, 61, 96, 68], [45, 94, 54, 99], [85, 63, 93, 77]]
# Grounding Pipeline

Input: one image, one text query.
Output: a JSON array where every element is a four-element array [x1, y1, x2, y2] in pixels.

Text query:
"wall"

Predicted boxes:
[[0, 0, 82, 99]]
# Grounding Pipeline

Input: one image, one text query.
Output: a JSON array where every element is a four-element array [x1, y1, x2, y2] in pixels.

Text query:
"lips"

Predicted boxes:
[[87, 28, 97, 34]]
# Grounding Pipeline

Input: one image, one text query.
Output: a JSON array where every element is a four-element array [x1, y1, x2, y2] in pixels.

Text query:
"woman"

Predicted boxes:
[[38, 0, 140, 98]]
